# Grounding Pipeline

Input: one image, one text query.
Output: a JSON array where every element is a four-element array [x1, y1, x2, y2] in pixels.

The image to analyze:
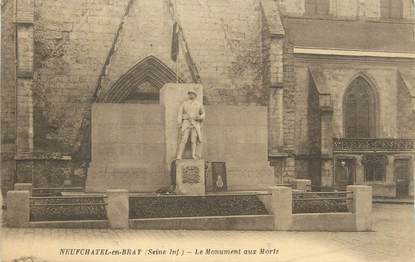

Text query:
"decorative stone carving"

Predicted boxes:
[[175, 159, 205, 195], [182, 166, 201, 184]]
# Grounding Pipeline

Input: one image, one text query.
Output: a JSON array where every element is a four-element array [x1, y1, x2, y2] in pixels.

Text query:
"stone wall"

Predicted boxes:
[[33, 0, 128, 153], [279, 0, 305, 16], [331, 0, 359, 18], [282, 43, 296, 154], [307, 77, 321, 156], [1, 0, 17, 201], [279, 42, 297, 181], [93, 0, 268, 105]]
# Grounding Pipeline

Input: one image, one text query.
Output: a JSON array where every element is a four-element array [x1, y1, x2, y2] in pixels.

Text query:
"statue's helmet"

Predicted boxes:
[[187, 90, 197, 96]]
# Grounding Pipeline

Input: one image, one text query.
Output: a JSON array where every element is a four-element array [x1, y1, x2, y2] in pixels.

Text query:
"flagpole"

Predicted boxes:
[[175, 0, 179, 83]]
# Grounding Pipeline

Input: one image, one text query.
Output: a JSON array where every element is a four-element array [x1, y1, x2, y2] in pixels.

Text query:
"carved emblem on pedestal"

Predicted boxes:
[[182, 166, 200, 184]]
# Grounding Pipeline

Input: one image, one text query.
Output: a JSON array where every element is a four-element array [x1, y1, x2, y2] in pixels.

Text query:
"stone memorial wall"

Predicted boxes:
[[86, 104, 166, 192], [86, 84, 273, 192]]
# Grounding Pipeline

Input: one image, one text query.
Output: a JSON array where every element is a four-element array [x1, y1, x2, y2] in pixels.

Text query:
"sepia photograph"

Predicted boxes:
[[1, 0, 414, 261]]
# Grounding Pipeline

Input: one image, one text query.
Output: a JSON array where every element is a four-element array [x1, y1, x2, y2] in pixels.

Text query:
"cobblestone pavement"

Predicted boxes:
[[1, 204, 414, 262]]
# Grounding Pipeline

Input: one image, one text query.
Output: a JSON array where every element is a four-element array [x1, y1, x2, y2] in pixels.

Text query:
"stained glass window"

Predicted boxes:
[[344, 77, 376, 138]]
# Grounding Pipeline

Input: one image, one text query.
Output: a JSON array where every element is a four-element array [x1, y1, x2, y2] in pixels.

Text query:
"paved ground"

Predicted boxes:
[[1, 204, 414, 262]]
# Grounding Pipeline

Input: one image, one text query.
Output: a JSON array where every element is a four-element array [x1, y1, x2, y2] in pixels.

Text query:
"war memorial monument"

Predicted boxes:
[[6, 0, 415, 234]]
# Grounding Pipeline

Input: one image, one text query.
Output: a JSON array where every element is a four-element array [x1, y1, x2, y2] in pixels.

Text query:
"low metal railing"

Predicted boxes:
[[275, 183, 293, 188], [310, 184, 349, 192], [29, 195, 108, 221], [31, 187, 84, 196], [129, 194, 269, 219], [292, 191, 353, 214]]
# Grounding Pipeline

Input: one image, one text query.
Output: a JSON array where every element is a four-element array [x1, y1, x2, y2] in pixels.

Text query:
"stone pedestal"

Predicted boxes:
[[7, 191, 30, 227], [106, 189, 129, 229], [14, 183, 32, 196], [293, 179, 311, 192], [175, 159, 205, 195], [347, 185, 372, 231], [270, 186, 292, 230]]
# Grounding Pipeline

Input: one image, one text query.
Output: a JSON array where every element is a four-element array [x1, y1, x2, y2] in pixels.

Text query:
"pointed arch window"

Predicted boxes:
[[380, 0, 403, 19], [305, 0, 330, 16], [344, 76, 376, 138]]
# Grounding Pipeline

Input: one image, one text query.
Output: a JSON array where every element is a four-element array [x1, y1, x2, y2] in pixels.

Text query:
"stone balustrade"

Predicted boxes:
[[333, 138, 415, 152]]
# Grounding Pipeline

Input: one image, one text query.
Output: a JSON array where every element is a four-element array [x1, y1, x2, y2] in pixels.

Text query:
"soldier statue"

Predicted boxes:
[[176, 90, 205, 159]]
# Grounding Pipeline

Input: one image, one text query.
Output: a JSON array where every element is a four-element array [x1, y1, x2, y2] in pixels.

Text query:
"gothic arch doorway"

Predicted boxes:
[[98, 55, 183, 103], [343, 75, 377, 138]]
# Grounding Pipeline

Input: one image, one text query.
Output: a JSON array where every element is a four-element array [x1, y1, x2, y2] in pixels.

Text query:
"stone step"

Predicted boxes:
[[129, 214, 274, 230]]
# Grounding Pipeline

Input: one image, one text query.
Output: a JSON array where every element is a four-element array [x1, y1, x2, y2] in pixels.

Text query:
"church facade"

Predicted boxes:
[[1, 0, 414, 200]]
